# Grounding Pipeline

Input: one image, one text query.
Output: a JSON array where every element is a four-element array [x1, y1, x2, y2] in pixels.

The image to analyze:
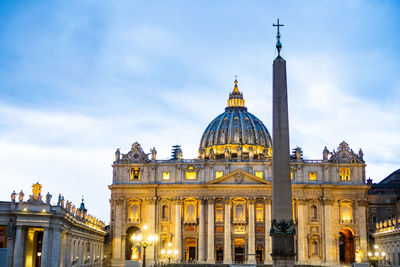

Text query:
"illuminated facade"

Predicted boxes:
[[109, 80, 369, 266], [0, 183, 106, 267]]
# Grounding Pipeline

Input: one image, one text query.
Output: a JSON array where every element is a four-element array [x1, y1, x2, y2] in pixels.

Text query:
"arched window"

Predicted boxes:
[[340, 203, 352, 223], [187, 204, 195, 220], [215, 204, 224, 222], [130, 205, 139, 222], [235, 204, 244, 220], [162, 205, 169, 220], [311, 205, 317, 220], [256, 204, 264, 222]]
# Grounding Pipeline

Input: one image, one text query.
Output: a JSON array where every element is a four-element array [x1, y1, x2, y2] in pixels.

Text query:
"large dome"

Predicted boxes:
[[199, 79, 272, 160]]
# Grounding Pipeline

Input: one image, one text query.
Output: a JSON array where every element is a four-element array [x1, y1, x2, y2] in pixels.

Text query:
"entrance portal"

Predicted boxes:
[[234, 238, 245, 264], [216, 246, 223, 263], [339, 228, 355, 263], [126, 226, 141, 260], [185, 238, 196, 262]]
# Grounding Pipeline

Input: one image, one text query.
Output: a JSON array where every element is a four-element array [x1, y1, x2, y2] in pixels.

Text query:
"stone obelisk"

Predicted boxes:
[[270, 19, 295, 267]]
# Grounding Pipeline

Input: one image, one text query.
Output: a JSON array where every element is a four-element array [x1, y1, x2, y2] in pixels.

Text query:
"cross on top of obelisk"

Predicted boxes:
[[273, 18, 284, 55]]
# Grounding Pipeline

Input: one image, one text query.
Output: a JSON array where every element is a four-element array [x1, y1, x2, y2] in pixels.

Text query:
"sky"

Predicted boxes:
[[0, 0, 399, 223]]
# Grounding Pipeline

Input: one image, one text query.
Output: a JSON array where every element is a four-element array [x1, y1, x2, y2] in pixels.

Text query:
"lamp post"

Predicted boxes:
[[161, 242, 178, 266], [367, 244, 386, 267], [131, 225, 159, 267]]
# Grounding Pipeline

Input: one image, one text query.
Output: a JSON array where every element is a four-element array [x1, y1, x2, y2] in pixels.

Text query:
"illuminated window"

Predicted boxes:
[[130, 204, 139, 221], [255, 171, 263, 179], [311, 205, 317, 220], [130, 168, 140, 180], [0, 226, 6, 248], [340, 203, 352, 223], [340, 167, 350, 180], [186, 204, 195, 220], [215, 204, 223, 222], [308, 172, 316, 180], [186, 172, 197, 180], [162, 172, 170, 180], [291, 171, 294, 180], [235, 204, 244, 220], [256, 204, 264, 221], [215, 171, 224, 179]]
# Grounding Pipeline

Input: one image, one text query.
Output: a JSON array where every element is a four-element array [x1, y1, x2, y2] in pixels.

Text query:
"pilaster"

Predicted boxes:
[[223, 198, 231, 264], [322, 197, 335, 264], [41, 227, 50, 267], [264, 197, 272, 264], [297, 198, 308, 264], [247, 198, 256, 264], [207, 198, 215, 263], [175, 198, 182, 262], [198, 198, 206, 262], [12, 226, 23, 267]]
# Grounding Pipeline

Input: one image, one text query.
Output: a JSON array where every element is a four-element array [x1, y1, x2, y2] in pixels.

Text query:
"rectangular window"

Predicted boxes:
[[215, 204, 224, 222], [291, 171, 294, 180], [256, 204, 264, 221], [387, 208, 392, 212], [309, 172, 317, 181], [162, 172, 170, 180], [215, 171, 224, 179], [130, 167, 140, 180], [372, 216, 377, 223], [186, 172, 197, 180], [339, 167, 350, 180], [255, 171, 263, 179]]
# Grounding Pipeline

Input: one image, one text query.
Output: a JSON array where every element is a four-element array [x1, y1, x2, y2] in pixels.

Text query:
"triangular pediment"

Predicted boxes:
[[207, 169, 270, 185]]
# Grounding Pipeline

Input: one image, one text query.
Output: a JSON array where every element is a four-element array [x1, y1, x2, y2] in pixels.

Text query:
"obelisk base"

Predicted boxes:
[[271, 234, 295, 267]]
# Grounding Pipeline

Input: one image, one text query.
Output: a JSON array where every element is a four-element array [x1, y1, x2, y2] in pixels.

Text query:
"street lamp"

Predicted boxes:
[[368, 244, 386, 267], [131, 224, 159, 267], [161, 242, 178, 266]]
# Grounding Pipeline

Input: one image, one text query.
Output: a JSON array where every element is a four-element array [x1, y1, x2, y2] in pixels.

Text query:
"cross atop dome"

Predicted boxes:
[[227, 77, 245, 109]]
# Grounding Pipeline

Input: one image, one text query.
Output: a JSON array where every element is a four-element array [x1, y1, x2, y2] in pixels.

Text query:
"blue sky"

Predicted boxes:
[[0, 0, 399, 222]]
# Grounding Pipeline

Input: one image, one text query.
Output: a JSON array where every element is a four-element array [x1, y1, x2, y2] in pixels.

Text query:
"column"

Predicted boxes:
[[63, 233, 70, 267], [297, 199, 307, 264], [41, 227, 50, 267], [51, 227, 62, 266], [198, 198, 205, 262], [323, 198, 335, 264], [207, 198, 215, 263], [358, 200, 368, 262], [147, 197, 156, 263], [264, 198, 272, 264], [175, 199, 182, 262], [248, 198, 256, 264], [223, 198, 231, 264], [112, 198, 124, 265], [13, 226, 23, 267]]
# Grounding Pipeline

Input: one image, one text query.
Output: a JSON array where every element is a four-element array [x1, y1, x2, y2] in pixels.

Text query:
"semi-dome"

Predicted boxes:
[[199, 79, 272, 160]]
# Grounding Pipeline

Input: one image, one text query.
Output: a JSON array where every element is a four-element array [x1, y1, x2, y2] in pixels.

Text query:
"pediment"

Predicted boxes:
[[207, 169, 270, 185]]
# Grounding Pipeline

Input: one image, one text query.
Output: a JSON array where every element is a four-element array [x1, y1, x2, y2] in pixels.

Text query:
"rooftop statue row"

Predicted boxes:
[[10, 183, 105, 230], [114, 141, 364, 164]]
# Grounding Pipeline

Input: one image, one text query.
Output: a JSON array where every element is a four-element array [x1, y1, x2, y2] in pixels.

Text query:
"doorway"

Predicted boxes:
[[339, 228, 355, 263], [234, 238, 245, 264], [216, 246, 223, 263], [185, 238, 196, 262]]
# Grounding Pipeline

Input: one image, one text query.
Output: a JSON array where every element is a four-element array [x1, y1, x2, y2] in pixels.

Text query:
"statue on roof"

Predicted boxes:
[[115, 148, 120, 162], [11, 190, 16, 203], [150, 147, 157, 161], [323, 146, 330, 160], [358, 149, 364, 161], [19, 190, 24, 203], [46, 192, 52, 205], [224, 146, 230, 159]]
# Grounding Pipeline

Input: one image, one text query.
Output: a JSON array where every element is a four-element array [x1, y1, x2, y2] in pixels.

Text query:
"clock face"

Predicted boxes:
[[133, 153, 140, 159]]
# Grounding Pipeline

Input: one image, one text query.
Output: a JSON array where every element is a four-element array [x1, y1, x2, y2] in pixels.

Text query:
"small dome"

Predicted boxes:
[[199, 79, 272, 160]]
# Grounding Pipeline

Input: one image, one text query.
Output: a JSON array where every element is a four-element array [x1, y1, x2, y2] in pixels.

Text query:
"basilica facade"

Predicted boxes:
[[109, 80, 369, 266]]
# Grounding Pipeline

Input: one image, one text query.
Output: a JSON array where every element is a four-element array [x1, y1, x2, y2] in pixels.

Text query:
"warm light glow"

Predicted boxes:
[[42, 209, 46, 212], [161, 249, 166, 255], [23, 208, 27, 211], [368, 252, 372, 257], [143, 224, 148, 230], [309, 172, 317, 181], [215, 171, 224, 179], [374, 244, 379, 249], [340, 167, 350, 180], [381, 252, 386, 257], [174, 249, 178, 255], [255, 171, 263, 179], [162, 172, 170, 180], [168, 242, 172, 247], [186, 171, 197, 180], [37, 252, 42, 257], [374, 252, 379, 257]]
